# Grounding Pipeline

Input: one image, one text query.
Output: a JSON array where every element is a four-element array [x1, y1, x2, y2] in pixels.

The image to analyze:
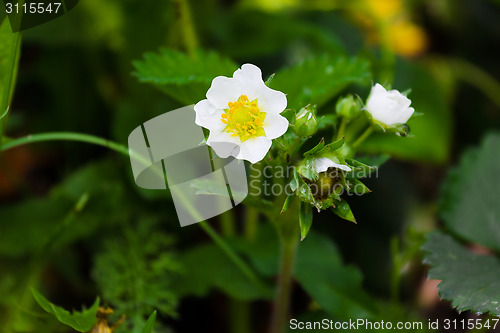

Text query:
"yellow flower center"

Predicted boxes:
[[221, 95, 267, 142]]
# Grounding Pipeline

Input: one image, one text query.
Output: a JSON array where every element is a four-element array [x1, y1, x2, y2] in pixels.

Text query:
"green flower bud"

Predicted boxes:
[[336, 95, 361, 119], [293, 105, 318, 137]]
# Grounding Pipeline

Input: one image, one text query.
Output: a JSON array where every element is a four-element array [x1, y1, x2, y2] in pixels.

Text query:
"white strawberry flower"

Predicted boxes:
[[194, 64, 289, 164], [365, 83, 414, 127], [312, 157, 351, 173]]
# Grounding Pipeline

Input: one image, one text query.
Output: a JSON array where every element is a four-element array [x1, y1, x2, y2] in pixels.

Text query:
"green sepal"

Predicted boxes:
[[297, 157, 319, 181], [316, 193, 340, 210], [280, 191, 295, 214], [265, 73, 275, 87], [303, 138, 325, 156], [273, 131, 298, 153], [304, 137, 345, 157], [346, 179, 371, 195], [345, 158, 376, 179], [363, 110, 412, 137], [330, 198, 356, 223], [292, 168, 319, 209], [299, 201, 313, 241], [281, 109, 296, 123]]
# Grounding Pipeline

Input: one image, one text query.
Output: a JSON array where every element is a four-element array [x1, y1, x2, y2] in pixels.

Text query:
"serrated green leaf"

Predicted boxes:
[[440, 133, 500, 252], [141, 311, 157, 333], [422, 232, 500, 316], [331, 198, 356, 223], [133, 48, 237, 104], [31, 289, 99, 332], [271, 56, 371, 110], [299, 201, 313, 241]]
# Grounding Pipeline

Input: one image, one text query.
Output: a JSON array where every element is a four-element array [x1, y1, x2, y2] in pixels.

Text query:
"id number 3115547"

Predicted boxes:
[[5, 2, 62, 14]]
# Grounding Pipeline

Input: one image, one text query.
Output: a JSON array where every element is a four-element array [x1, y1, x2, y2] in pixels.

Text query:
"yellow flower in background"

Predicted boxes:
[[365, 0, 402, 20], [351, 0, 428, 57], [389, 21, 428, 57]]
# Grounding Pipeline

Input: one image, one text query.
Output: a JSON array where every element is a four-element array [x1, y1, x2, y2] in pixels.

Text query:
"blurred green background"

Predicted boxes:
[[1, 0, 500, 332]]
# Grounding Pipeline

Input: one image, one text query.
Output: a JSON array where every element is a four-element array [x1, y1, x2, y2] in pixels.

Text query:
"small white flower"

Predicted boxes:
[[194, 64, 288, 164], [312, 157, 351, 173], [365, 83, 414, 127]]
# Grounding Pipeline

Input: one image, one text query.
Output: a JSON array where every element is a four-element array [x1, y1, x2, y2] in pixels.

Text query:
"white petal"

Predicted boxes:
[[237, 137, 272, 163], [194, 99, 226, 132], [312, 157, 351, 173], [206, 76, 244, 109], [256, 87, 287, 114], [233, 64, 263, 83], [393, 106, 415, 124], [263, 113, 289, 139], [207, 131, 240, 159], [233, 64, 287, 114]]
